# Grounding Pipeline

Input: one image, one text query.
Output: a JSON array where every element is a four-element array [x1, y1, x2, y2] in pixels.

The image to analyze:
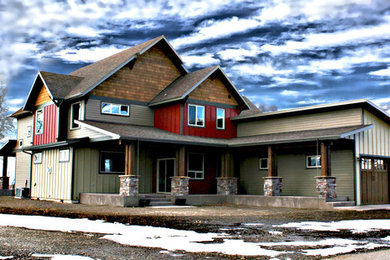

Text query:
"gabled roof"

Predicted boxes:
[[67, 35, 186, 99], [232, 99, 390, 124], [150, 65, 249, 108], [39, 71, 83, 100], [0, 139, 16, 156]]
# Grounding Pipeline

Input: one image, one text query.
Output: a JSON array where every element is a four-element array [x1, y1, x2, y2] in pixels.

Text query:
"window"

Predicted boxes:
[[306, 155, 321, 168], [18, 139, 23, 148], [101, 102, 129, 116], [187, 153, 204, 179], [59, 149, 70, 162], [216, 108, 225, 130], [35, 109, 44, 135], [100, 151, 125, 174], [71, 103, 81, 129], [188, 104, 205, 127], [259, 158, 268, 170], [27, 126, 32, 137], [33, 152, 42, 164]]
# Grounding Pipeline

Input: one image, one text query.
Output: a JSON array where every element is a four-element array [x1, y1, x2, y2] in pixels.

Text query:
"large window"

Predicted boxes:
[[101, 102, 129, 116], [100, 151, 125, 174], [188, 104, 205, 127], [216, 108, 225, 130], [187, 153, 204, 179], [35, 109, 44, 135], [306, 155, 321, 168], [70, 103, 81, 129]]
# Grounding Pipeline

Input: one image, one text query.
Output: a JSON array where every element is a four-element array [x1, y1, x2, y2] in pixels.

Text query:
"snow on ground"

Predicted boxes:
[[1, 214, 390, 257], [276, 219, 390, 233], [31, 254, 94, 259]]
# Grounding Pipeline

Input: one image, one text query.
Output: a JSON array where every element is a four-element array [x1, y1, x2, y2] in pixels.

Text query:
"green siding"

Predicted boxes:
[[137, 145, 153, 193], [331, 150, 354, 200], [73, 147, 119, 200], [239, 157, 267, 195]]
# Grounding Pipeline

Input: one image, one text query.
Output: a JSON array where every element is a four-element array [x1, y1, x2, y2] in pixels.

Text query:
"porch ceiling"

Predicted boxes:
[[78, 120, 371, 148]]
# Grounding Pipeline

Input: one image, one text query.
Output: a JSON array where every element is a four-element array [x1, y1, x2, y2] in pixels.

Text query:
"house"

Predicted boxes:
[[8, 36, 390, 207]]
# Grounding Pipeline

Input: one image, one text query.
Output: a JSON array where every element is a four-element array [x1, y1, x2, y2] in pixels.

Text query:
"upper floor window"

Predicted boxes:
[[101, 102, 129, 116], [35, 109, 44, 135], [188, 104, 205, 127], [216, 108, 225, 130], [71, 103, 81, 129], [306, 155, 321, 168]]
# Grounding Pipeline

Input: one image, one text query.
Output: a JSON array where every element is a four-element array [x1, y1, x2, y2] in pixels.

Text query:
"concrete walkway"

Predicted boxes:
[[336, 204, 390, 211]]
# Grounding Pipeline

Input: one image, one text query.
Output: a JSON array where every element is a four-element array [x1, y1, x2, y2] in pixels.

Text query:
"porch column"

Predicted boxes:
[[119, 144, 139, 196], [171, 146, 189, 197], [263, 146, 282, 196], [217, 150, 238, 195], [0, 156, 9, 190], [315, 142, 337, 200]]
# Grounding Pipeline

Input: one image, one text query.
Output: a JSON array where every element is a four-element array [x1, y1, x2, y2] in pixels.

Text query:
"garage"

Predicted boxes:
[[361, 157, 389, 205]]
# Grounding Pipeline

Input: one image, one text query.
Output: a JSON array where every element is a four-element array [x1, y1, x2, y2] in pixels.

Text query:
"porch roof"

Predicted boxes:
[[78, 120, 371, 148], [0, 140, 16, 156]]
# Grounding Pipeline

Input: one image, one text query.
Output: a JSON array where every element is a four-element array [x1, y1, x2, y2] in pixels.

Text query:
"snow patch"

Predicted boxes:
[[31, 254, 94, 259]]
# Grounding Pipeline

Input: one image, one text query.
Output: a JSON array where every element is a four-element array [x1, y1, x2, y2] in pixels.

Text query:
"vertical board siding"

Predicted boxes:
[[73, 147, 119, 201], [237, 108, 363, 137], [239, 156, 267, 195], [154, 103, 181, 134], [182, 103, 238, 138], [137, 144, 153, 193], [33, 104, 58, 145], [331, 150, 355, 200], [15, 152, 31, 190], [85, 98, 154, 126], [31, 148, 73, 201]]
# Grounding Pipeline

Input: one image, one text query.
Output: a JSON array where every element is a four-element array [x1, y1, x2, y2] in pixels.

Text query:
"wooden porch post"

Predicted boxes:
[[268, 146, 275, 177], [315, 142, 336, 199], [321, 142, 330, 177], [217, 150, 237, 195], [2, 156, 7, 178], [176, 146, 186, 176], [221, 150, 234, 177], [1, 156, 8, 190], [125, 144, 135, 175], [264, 145, 282, 196]]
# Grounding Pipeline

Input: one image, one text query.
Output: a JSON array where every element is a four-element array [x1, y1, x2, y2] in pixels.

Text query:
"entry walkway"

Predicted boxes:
[[335, 204, 390, 211]]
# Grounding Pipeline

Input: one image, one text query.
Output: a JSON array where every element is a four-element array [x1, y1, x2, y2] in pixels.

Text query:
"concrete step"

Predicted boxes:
[[149, 200, 174, 206], [327, 196, 349, 202], [329, 201, 356, 207]]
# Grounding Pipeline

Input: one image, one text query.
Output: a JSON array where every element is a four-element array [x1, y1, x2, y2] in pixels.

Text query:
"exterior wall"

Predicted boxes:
[[183, 102, 238, 138], [188, 149, 218, 194], [154, 103, 181, 134], [16, 115, 33, 149], [189, 76, 239, 106], [72, 147, 119, 201], [239, 148, 354, 199], [237, 108, 363, 137], [34, 84, 51, 106], [91, 44, 182, 102], [31, 148, 73, 201], [33, 103, 58, 145], [85, 96, 154, 126], [15, 152, 31, 190], [137, 143, 153, 193]]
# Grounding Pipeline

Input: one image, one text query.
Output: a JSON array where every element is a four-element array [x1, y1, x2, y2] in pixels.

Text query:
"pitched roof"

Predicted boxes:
[[39, 71, 83, 100], [67, 35, 185, 99], [76, 120, 371, 147], [150, 66, 217, 106], [9, 108, 32, 118], [0, 139, 16, 156], [238, 96, 261, 116]]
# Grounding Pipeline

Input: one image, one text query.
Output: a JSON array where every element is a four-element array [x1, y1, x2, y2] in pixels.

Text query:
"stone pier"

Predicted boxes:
[[315, 176, 336, 200], [263, 177, 282, 196], [171, 176, 190, 197], [217, 177, 238, 195], [119, 175, 139, 196]]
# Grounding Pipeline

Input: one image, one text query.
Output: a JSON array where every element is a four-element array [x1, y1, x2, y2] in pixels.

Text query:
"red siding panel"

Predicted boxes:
[[154, 103, 181, 134], [33, 104, 58, 145], [189, 151, 217, 194], [183, 103, 238, 139]]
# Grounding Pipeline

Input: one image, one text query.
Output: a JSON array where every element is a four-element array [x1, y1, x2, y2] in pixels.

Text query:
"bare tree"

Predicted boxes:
[[258, 104, 278, 112], [0, 80, 14, 140]]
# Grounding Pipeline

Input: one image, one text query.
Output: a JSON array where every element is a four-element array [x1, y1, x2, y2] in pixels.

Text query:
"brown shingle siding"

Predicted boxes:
[[91, 45, 182, 102]]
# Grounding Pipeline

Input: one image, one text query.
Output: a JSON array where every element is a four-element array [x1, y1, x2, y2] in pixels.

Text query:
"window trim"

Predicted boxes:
[[33, 152, 42, 164], [35, 109, 44, 135], [59, 149, 70, 163], [187, 152, 204, 180], [187, 104, 205, 127], [70, 102, 81, 130], [306, 155, 322, 169], [27, 126, 32, 137], [99, 150, 125, 174], [18, 139, 23, 148], [216, 108, 225, 130], [259, 157, 268, 170], [101, 102, 130, 117]]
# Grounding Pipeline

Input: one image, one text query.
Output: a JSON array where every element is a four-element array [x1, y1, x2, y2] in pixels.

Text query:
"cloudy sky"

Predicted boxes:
[[1, 0, 390, 115]]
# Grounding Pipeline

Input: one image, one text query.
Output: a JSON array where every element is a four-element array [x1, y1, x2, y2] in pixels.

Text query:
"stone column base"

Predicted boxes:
[[217, 177, 238, 195], [315, 176, 336, 200], [119, 175, 139, 196], [263, 177, 282, 196], [171, 176, 190, 197], [0, 177, 9, 190]]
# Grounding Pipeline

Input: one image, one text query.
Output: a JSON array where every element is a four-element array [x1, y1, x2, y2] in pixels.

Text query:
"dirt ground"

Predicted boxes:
[[1, 197, 390, 259]]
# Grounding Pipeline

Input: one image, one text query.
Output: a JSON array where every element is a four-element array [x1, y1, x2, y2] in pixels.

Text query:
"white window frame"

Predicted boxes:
[[216, 108, 225, 130], [70, 102, 81, 130], [259, 157, 268, 170], [33, 152, 42, 164], [18, 139, 23, 148], [187, 104, 205, 127], [101, 102, 130, 116], [306, 155, 321, 168], [59, 149, 70, 162], [187, 153, 204, 180], [27, 126, 32, 137], [35, 109, 44, 135]]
